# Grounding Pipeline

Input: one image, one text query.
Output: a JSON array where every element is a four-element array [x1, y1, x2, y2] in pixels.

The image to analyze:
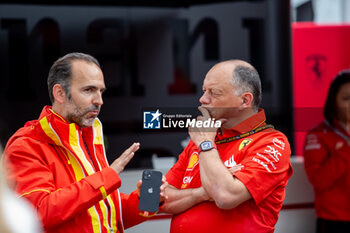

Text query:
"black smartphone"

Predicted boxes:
[[139, 170, 162, 213]]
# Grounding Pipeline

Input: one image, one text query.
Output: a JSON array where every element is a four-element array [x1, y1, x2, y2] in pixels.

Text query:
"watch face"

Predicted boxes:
[[201, 141, 213, 151]]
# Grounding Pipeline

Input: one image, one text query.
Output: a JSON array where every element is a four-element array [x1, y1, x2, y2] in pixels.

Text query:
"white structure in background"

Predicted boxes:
[[291, 0, 350, 23], [151, 154, 176, 171]]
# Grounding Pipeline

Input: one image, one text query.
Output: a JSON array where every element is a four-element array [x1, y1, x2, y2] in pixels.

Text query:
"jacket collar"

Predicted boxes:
[[36, 106, 95, 147], [216, 109, 267, 139]]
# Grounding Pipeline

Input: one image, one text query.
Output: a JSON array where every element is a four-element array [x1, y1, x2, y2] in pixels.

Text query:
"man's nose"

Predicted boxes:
[[200, 92, 210, 105], [93, 93, 104, 106]]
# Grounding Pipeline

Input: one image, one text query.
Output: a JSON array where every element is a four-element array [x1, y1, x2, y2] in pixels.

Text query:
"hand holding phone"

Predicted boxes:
[[139, 170, 162, 213]]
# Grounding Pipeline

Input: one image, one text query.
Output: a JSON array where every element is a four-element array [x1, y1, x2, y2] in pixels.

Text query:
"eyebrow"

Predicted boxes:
[[83, 85, 107, 92], [208, 87, 224, 93]]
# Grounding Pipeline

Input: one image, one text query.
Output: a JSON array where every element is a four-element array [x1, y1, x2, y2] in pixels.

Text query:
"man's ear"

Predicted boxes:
[[52, 84, 66, 104], [241, 92, 253, 108]]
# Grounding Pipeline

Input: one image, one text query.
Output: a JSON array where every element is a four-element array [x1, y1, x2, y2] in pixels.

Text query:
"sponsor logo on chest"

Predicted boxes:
[[224, 155, 237, 168], [183, 176, 193, 184], [186, 152, 199, 171]]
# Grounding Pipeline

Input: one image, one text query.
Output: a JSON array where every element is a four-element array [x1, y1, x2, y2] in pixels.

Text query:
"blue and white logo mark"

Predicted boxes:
[[143, 109, 162, 129]]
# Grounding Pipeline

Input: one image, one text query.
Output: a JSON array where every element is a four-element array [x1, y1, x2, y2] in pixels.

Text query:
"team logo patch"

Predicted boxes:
[[187, 152, 199, 170], [239, 138, 253, 151]]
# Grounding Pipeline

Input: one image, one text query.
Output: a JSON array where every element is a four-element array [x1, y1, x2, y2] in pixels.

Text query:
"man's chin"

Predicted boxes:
[[79, 118, 96, 128]]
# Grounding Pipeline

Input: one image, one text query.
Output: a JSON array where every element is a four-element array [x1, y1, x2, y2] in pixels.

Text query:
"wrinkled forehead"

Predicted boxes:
[[203, 63, 234, 89]]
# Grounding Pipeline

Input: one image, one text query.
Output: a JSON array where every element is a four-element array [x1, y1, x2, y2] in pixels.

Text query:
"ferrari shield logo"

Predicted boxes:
[[239, 138, 253, 151]]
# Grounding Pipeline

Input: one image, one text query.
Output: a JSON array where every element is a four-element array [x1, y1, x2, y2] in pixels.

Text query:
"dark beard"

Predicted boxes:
[[67, 105, 100, 128]]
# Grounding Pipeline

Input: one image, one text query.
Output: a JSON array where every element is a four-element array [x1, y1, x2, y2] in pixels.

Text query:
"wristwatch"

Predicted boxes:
[[199, 141, 217, 152]]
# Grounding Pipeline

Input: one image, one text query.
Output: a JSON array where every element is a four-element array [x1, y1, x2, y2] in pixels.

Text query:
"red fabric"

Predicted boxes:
[[166, 109, 293, 233], [303, 121, 350, 221], [292, 23, 350, 156], [3, 106, 146, 233]]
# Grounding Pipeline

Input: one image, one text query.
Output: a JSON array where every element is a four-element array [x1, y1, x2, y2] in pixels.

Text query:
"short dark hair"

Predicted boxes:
[[324, 70, 350, 125], [232, 65, 262, 109], [47, 52, 100, 104]]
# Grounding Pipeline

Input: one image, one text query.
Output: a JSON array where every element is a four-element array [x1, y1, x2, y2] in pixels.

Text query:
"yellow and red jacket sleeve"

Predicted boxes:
[[4, 136, 121, 229]]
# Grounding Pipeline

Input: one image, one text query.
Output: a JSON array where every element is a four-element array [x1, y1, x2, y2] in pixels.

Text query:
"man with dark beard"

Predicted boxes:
[[2, 53, 165, 233]]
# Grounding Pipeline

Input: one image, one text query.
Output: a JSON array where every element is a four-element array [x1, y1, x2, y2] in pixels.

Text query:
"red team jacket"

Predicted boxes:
[[166, 110, 293, 233], [304, 121, 350, 221], [3, 106, 147, 233]]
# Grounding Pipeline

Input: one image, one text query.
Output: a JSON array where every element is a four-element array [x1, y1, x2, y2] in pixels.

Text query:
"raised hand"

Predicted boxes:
[[188, 106, 225, 147], [110, 142, 140, 174]]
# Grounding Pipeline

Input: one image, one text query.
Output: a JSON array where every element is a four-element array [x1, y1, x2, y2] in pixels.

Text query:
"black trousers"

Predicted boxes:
[[317, 218, 350, 233]]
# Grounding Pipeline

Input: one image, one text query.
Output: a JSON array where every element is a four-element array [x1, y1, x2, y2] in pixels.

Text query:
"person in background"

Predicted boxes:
[[160, 59, 293, 233], [304, 70, 350, 233], [2, 52, 165, 233]]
